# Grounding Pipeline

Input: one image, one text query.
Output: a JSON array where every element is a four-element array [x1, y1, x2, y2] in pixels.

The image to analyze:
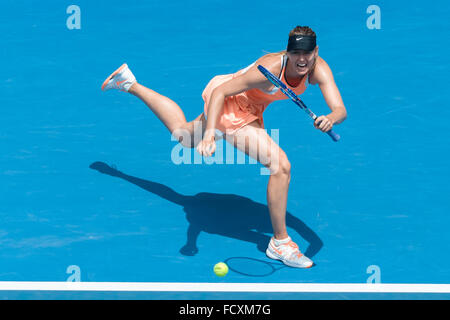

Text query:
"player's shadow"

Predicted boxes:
[[89, 161, 323, 258]]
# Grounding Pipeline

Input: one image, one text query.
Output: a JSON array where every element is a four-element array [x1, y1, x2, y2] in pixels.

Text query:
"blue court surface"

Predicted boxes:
[[1, 0, 449, 300]]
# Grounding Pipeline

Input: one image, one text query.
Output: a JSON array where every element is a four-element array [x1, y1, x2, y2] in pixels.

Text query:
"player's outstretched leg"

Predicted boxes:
[[101, 63, 205, 147]]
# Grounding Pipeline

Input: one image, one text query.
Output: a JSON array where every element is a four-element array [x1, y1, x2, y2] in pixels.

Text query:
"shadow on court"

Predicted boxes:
[[89, 161, 323, 259], [224, 257, 288, 277]]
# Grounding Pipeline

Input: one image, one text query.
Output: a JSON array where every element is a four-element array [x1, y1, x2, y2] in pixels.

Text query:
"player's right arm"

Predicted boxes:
[[197, 55, 281, 157]]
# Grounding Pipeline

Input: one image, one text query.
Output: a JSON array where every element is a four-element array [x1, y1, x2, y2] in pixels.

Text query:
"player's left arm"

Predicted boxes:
[[309, 57, 347, 132]]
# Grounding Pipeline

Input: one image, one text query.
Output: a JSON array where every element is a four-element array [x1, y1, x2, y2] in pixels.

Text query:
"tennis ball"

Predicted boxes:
[[213, 262, 228, 277]]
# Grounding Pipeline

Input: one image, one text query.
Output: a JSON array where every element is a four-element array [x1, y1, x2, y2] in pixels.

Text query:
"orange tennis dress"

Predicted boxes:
[[202, 54, 309, 133]]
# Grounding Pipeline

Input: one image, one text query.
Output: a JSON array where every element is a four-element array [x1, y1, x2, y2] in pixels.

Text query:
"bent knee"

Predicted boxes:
[[277, 157, 291, 176], [171, 128, 195, 148], [266, 152, 291, 176]]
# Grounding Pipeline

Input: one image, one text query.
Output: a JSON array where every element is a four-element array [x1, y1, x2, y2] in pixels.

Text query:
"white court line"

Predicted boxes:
[[0, 282, 450, 293]]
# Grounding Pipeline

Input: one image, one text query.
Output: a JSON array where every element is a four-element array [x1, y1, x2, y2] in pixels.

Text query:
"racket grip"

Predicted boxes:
[[327, 130, 340, 142]]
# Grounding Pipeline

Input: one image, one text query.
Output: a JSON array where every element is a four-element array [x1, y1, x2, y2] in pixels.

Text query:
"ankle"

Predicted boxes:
[[273, 233, 289, 240], [128, 81, 139, 94]]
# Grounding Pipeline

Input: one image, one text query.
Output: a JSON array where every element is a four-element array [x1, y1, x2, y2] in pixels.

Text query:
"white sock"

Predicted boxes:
[[273, 236, 290, 246]]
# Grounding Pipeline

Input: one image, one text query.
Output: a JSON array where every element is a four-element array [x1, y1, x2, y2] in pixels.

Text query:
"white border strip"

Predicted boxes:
[[0, 282, 450, 293]]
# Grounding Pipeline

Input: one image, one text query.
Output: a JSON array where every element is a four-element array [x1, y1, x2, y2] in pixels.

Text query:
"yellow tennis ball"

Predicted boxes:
[[213, 262, 228, 277]]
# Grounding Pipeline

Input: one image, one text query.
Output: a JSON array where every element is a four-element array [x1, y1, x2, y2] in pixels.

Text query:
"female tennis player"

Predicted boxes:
[[101, 26, 347, 268]]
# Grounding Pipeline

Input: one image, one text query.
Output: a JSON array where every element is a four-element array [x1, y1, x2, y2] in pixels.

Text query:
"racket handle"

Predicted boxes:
[[327, 130, 340, 142]]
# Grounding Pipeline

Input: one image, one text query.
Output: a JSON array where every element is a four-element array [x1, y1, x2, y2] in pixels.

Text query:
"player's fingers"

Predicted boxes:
[[209, 143, 216, 156], [197, 142, 206, 156], [315, 116, 327, 129], [206, 142, 215, 157], [319, 119, 328, 130], [314, 116, 323, 126], [204, 144, 211, 157], [327, 122, 333, 132], [320, 117, 331, 130], [200, 142, 209, 157]]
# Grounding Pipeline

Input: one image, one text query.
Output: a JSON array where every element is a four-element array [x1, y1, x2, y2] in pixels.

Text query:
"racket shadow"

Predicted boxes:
[[89, 161, 323, 259], [224, 257, 287, 277]]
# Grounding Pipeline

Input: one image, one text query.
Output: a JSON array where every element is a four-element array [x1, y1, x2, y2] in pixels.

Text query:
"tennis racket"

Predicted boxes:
[[257, 65, 340, 142]]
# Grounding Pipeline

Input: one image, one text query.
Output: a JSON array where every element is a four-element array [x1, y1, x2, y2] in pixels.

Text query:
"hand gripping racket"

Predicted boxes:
[[257, 65, 340, 142]]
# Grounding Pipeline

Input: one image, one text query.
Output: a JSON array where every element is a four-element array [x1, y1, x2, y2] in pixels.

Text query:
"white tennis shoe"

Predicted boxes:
[[101, 63, 136, 92], [266, 236, 313, 268]]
